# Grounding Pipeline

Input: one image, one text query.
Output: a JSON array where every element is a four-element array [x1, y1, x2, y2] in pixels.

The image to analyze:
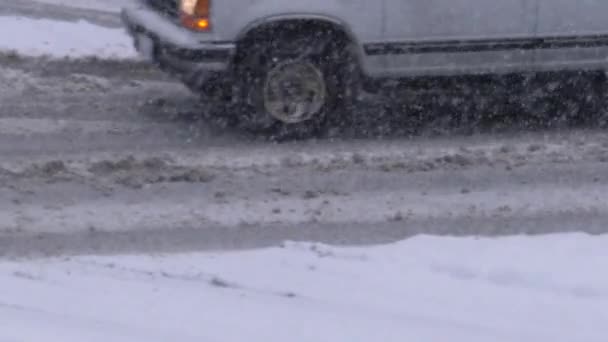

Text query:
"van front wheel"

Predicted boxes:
[[234, 28, 355, 138]]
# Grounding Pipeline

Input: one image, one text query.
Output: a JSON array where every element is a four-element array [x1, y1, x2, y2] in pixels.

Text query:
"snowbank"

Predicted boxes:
[[0, 16, 137, 59], [27, 0, 136, 13], [1, 234, 606, 342]]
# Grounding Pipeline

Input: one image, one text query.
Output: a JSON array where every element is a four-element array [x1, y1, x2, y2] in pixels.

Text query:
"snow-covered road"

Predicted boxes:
[[1, 4, 607, 342], [2, 235, 607, 342], [2, 57, 608, 257], [1, 3, 608, 255]]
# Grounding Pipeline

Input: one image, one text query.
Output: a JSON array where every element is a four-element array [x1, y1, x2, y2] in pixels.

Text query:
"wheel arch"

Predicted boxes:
[[234, 15, 364, 70]]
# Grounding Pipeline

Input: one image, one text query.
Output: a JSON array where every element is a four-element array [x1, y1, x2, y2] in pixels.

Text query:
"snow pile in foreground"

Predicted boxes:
[[0, 16, 136, 59], [1, 234, 606, 342]]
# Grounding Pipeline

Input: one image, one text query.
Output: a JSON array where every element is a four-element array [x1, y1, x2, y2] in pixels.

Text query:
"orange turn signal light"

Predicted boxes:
[[196, 18, 210, 30], [181, 15, 211, 31]]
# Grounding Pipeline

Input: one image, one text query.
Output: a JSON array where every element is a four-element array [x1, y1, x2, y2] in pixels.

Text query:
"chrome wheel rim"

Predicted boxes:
[[263, 61, 327, 124]]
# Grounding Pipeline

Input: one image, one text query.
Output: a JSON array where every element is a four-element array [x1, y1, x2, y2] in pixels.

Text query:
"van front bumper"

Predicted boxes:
[[120, 2, 236, 77]]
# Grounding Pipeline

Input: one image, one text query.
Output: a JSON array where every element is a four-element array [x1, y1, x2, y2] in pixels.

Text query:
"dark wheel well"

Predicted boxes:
[[228, 19, 362, 139], [233, 19, 358, 69]]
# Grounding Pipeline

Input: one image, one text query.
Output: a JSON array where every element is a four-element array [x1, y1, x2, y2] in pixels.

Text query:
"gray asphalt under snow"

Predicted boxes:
[[1, 2, 608, 258]]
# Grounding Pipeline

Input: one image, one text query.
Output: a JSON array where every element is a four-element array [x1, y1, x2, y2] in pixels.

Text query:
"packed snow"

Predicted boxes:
[[1, 234, 606, 342], [0, 16, 136, 59], [25, 0, 135, 13]]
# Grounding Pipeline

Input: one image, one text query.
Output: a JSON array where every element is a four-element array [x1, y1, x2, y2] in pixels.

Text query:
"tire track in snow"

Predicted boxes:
[[2, 51, 608, 257]]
